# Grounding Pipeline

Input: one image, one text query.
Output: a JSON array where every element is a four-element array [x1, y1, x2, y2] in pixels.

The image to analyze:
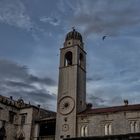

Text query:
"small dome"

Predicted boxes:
[[65, 28, 83, 42]]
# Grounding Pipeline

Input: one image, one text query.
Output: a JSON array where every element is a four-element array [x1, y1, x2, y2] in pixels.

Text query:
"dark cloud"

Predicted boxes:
[[2, 89, 56, 110], [87, 74, 104, 82], [0, 59, 28, 79], [6, 80, 34, 88], [29, 75, 56, 86], [0, 59, 57, 110], [1, 0, 140, 111], [109, 96, 124, 106], [72, 0, 140, 37], [0, 59, 56, 86], [87, 94, 106, 108], [28, 90, 56, 102]]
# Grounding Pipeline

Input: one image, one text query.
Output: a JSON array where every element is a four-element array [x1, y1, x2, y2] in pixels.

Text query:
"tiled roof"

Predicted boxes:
[[79, 104, 140, 115]]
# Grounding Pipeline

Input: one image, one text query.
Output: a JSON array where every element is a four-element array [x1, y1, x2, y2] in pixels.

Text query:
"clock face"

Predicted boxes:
[[58, 96, 75, 115]]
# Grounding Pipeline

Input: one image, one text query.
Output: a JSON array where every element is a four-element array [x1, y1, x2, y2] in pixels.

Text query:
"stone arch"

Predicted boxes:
[[64, 51, 73, 66]]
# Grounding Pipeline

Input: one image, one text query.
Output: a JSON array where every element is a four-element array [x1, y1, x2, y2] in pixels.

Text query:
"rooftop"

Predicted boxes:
[[79, 103, 140, 115]]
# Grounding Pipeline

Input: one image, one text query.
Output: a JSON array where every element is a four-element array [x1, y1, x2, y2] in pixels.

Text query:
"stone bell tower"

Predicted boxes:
[[55, 28, 86, 140]]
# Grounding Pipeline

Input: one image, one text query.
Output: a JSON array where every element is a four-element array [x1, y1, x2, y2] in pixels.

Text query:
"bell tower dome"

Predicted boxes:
[[64, 28, 84, 48], [65, 28, 83, 42], [55, 28, 86, 140]]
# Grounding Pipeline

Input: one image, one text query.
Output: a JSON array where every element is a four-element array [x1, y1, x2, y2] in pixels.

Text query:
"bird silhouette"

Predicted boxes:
[[102, 36, 107, 40]]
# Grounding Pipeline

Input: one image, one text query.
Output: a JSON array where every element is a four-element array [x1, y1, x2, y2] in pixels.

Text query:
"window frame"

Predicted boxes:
[[9, 111, 16, 124], [130, 121, 139, 133], [20, 113, 27, 125], [104, 123, 112, 135], [81, 125, 88, 137]]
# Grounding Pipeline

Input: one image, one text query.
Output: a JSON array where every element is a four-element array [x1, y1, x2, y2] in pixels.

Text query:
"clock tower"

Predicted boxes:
[[55, 29, 86, 140]]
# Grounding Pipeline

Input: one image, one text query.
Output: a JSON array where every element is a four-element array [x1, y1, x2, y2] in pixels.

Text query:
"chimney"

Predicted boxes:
[[124, 100, 128, 106], [37, 104, 40, 108], [87, 103, 93, 109], [10, 96, 13, 100]]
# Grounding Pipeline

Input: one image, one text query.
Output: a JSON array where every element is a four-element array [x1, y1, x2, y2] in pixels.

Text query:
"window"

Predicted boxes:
[[64, 51, 72, 66], [39, 121, 56, 136], [0, 121, 2, 128], [64, 117, 67, 122], [9, 111, 15, 124], [60, 135, 64, 139], [20, 114, 27, 125], [105, 123, 112, 135], [81, 125, 88, 137], [67, 135, 70, 138], [79, 53, 84, 67], [130, 121, 139, 133], [0, 108, 2, 118]]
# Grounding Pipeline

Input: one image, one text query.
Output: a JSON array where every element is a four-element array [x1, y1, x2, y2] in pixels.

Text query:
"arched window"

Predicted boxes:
[[130, 122, 134, 133], [108, 124, 112, 135], [135, 122, 139, 132], [84, 125, 88, 136], [105, 123, 112, 135], [130, 121, 139, 133], [79, 53, 84, 67], [64, 51, 72, 66], [81, 125, 88, 137], [105, 124, 108, 135]]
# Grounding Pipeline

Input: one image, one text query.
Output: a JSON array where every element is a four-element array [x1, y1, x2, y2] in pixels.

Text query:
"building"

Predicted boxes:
[[55, 29, 140, 140], [1, 29, 140, 140], [0, 95, 55, 140]]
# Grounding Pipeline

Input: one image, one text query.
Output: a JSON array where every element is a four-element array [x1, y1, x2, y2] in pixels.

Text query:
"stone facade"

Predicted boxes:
[[56, 29, 140, 140], [55, 29, 87, 140], [0, 95, 55, 140], [77, 105, 140, 137]]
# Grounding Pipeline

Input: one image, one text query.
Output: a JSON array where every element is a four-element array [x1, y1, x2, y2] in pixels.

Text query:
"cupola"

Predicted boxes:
[[65, 28, 83, 42]]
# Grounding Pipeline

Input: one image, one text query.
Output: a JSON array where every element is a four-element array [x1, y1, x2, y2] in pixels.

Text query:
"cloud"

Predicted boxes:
[[87, 74, 104, 82], [0, 0, 45, 41], [29, 75, 56, 86], [0, 0, 33, 31], [0, 59, 57, 110], [40, 16, 60, 26], [0, 59, 28, 80], [87, 77, 140, 108], [6, 80, 34, 89], [71, 0, 140, 37], [87, 94, 106, 108]]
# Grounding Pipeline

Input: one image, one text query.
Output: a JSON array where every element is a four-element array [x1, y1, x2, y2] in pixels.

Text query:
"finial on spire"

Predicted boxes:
[[72, 26, 75, 31]]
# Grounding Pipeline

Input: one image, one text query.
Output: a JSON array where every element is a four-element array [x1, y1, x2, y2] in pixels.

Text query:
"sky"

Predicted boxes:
[[0, 0, 140, 111]]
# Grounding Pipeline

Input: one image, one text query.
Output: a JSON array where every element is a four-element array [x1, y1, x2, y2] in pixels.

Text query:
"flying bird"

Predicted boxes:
[[102, 35, 107, 40]]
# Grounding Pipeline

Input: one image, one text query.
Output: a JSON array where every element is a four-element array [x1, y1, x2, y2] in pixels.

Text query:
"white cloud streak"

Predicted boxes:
[[0, 0, 33, 31], [40, 16, 60, 26]]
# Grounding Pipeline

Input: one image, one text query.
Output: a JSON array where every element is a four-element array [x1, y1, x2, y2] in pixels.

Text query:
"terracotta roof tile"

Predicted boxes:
[[79, 104, 140, 115]]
